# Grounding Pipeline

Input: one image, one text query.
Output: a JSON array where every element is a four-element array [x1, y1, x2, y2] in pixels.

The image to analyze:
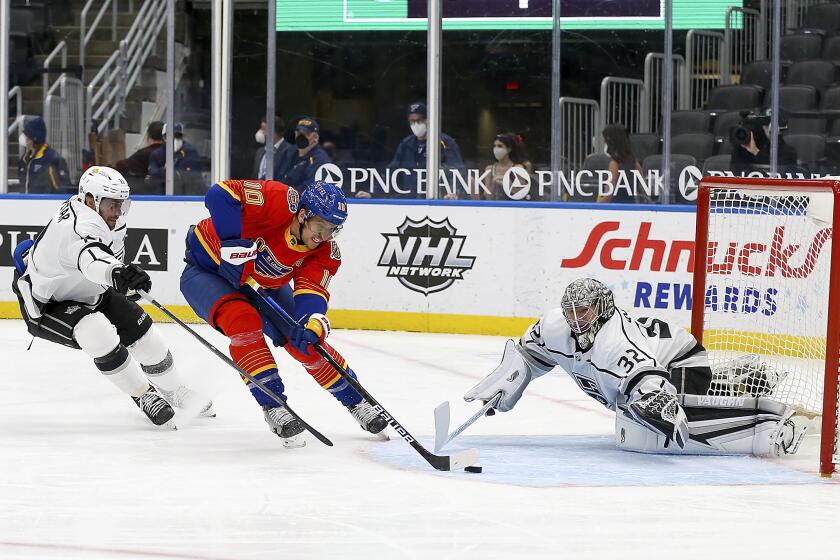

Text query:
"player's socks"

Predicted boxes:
[[298, 342, 364, 407]]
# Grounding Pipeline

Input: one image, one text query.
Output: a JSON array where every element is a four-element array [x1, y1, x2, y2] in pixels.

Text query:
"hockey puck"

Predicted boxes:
[[463, 466, 483, 473]]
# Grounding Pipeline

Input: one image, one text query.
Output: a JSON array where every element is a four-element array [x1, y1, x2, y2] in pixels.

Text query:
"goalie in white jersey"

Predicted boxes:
[[466, 278, 806, 456], [11, 166, 212, 427]]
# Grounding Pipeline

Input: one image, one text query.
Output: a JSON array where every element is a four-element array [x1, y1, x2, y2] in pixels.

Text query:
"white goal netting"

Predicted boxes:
[[700, 188, 833, 420]]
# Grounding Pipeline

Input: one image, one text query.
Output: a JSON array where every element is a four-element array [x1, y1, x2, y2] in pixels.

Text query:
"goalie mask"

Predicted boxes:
[[561, 278, 615, 350]]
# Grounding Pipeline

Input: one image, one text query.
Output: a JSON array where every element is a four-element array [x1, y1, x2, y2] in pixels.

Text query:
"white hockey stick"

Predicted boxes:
[[434, 392, 501, 452]]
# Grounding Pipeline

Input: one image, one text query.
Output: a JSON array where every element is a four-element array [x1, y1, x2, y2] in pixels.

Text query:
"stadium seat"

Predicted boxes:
[[786, 60, 837, 91], [740, 61, 777, 91], [705, 85, 763, 112], [802, 3, 840, 35], [775, 85, 824, 133], [777, 84, 819, 110], [629, 133, 661, 162], [702, 154, 732, 174], [671, 133, 716, 163], [780, 33, 824, 62], [822, 35, 840, 61], [643, 154, 697, 178], [783, 133, 827, 168], [712, 111, 744, 141], [669, 111, 711, 136], [820, 85, 840, 135]]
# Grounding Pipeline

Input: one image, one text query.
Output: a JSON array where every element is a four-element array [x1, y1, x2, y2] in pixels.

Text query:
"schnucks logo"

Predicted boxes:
[[378, 217, 476, 295], [560, 221, 830, 278]]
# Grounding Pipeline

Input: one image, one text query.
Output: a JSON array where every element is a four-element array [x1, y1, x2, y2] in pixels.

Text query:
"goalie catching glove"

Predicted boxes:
[[111, 263, 151, 294], [464, 339, 539, 412], [627, 388, 689, 449]]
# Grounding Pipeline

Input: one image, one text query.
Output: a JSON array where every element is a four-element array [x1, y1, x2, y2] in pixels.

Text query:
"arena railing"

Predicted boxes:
[[558, 97, 600, 174], [685, 29, 725, 110], [644, 53, 687, 135], [600, 77, 648, 135], [722, 7, 761, 85]]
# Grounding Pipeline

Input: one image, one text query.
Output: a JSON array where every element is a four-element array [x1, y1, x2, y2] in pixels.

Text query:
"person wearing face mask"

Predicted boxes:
[[273, 117, 331, 193], [470, 132, 530, 200], [147, 122, 202, 194], [598, 124, 645, 204], [115, 121, 165, 194], [17, 116, 70, 194], [386, 102, 465, 199], [252, 115, 292, 180]]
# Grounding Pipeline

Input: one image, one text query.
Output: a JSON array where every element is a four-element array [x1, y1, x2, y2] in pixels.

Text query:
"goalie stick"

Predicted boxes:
[[247, 280, 479, 471], [137, 290, 333, 447], [433, 392, 501, 452]]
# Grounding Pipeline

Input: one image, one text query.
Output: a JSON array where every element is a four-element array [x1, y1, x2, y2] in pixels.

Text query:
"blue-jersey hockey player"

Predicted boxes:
[[180, 179, 387, 447]]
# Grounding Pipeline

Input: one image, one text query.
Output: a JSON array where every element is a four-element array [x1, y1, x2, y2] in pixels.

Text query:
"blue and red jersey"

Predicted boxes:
[[187, 179, 341, 318]]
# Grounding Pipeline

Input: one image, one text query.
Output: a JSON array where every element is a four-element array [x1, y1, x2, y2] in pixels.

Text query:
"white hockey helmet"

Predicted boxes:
[[78, 166, 131, 214]]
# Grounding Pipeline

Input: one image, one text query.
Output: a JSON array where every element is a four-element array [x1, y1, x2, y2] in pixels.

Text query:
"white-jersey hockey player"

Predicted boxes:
[[11, 166, 213, 427], [465, 278, 806, 456]]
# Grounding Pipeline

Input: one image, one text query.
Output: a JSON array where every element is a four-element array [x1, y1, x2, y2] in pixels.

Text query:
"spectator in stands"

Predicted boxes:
[[598, 124, 645, 204], [17, 116, 70, 194], [252, 115, 292, 180], [730, 112, 798, 175], [147, 122, 201, 194], [114, 121, 164, 194], [470, 132, 530, 200], [274, 116, 331, 192], [387, 102, 465, 199]]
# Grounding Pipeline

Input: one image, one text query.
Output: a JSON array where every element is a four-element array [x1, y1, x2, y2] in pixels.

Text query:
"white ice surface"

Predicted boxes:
[[1, 320, 839, 560]]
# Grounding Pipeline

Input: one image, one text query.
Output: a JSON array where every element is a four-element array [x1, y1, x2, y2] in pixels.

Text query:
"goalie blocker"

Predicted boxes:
[[464, 278, 807, 457]]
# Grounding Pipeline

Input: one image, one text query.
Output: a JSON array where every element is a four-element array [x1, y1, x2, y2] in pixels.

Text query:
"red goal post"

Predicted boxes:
[[691, 176, 840, 476]]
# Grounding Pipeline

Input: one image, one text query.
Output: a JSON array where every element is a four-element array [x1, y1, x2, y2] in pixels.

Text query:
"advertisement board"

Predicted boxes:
[[276, 0, 742, 32], [0, 196, 702, 335]]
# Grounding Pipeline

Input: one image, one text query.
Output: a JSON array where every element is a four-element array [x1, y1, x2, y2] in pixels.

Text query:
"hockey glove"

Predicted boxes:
[[464, 339, 534, 413], [288, 313, 330, 356], [627, 390, 689, 449], [112, 263, 152, 294], [219, 239, 258, 287]]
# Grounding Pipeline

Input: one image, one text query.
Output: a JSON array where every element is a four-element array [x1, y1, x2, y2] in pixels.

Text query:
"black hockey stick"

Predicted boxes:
[[137, 290, 333, 447], [247, 280, 479, 471]]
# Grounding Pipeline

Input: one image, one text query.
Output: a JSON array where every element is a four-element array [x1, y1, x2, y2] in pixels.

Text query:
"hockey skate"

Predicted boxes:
[[347, 399, 389, 440], [628, 390, 688, 449], [263, 404, 306, 448], [771, 410, 807, 456], [132, 385, 176, 428], [159, 385, 216, 418]]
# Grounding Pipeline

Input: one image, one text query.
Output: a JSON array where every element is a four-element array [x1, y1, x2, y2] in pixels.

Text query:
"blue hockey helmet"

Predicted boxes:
[[300, 180, 348, 227]]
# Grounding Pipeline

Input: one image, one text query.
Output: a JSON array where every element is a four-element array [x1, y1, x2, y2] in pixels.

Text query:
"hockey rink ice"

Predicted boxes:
[[1, 319, 839, 559]]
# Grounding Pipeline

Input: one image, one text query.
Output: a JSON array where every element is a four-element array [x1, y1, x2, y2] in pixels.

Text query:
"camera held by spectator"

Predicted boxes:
[[730, 109, 798, 174]]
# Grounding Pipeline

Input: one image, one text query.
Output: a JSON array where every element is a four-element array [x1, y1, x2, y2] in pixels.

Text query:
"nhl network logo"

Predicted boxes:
[[378, 217, 476, 295]]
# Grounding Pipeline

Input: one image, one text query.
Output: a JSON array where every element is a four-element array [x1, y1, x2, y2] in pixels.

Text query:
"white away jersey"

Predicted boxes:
[[520, 308, 706, 410], [18, 196, 126, 312]]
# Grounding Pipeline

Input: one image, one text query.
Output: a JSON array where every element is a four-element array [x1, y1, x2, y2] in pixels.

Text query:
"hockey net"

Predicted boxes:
[[691, 177, 840, 476]]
